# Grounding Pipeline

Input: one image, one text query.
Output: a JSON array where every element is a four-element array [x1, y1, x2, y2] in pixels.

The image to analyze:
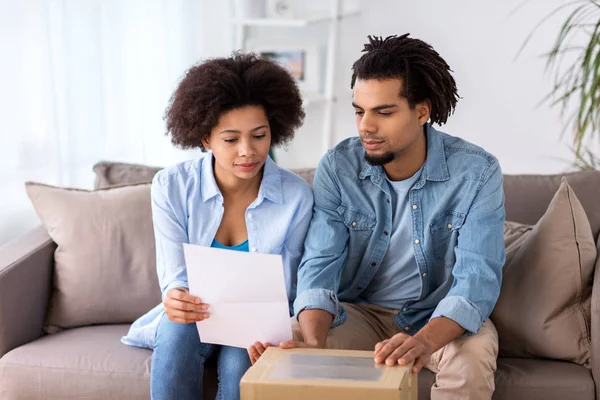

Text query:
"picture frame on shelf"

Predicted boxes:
[[265, 0, 295, 18], [254, 45, 321, 94]]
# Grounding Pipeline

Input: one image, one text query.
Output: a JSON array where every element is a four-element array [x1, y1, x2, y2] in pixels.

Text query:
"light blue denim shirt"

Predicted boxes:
[[122, 154, 314, 349], [293, 124, 506, 335]]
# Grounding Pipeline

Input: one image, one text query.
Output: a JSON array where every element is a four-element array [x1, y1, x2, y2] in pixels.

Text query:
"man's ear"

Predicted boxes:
[[418, 100, 432, 125]]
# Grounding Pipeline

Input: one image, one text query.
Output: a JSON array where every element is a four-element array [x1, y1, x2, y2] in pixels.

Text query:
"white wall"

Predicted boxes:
[[0, 0, 232, 246], [275, 0, 587, 174], [0, 0, 591, 246]]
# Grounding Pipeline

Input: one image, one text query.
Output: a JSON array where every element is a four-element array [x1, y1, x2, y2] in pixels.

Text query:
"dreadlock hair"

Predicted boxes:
[[351, 34, 459, 125]]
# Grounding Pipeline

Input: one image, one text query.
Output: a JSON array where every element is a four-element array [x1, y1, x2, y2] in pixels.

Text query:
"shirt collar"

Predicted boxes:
[[200, 153, 219, 203]]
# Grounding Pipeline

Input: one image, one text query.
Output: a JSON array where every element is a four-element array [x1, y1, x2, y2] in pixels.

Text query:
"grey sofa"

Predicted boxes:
[[1, 167, 599, 400]]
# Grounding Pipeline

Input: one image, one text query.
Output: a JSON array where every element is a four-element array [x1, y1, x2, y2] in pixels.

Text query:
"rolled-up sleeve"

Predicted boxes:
[[430, 161, 506, 334]]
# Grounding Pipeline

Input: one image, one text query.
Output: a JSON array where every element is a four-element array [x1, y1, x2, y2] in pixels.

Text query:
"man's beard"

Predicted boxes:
[[365, 151, 396, 166]]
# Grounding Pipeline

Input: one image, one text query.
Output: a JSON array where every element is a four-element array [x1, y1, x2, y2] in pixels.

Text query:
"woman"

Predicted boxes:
[[121, 53, 313, 400]]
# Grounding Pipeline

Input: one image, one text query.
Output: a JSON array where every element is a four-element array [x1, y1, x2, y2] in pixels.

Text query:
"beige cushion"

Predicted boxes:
[[25, 182, 160, 331], [491, 179, 595, 365]]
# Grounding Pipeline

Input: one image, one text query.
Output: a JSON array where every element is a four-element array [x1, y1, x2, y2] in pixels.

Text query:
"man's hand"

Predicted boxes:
[[163, 287, 210, 324], [374, 333, 433, 373], [375, 317, 465, 374]]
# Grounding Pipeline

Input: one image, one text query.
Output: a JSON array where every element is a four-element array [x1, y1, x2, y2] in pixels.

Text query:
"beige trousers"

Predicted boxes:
[[292, 302, 499, 400]]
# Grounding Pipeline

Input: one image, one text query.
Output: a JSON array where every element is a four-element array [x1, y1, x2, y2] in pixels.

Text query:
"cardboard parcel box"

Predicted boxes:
[[240, 347, 417, 400]]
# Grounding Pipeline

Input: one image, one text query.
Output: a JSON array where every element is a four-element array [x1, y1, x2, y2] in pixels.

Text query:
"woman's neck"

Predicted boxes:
[[213, 162, 263, 199]]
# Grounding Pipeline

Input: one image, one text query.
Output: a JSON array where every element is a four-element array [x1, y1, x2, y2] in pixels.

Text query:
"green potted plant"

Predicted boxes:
[[521, 0, 600, 169]]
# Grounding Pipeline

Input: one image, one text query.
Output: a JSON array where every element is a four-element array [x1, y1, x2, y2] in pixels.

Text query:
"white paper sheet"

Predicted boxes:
[[183, 243, 292, 349]]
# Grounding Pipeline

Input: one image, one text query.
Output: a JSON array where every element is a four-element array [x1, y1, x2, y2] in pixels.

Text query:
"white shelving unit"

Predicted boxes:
[[231, 0, 359, 155], [231, 8, 359, 27]]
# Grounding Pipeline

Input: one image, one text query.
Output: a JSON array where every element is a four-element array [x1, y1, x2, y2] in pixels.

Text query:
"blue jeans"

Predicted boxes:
[[151, 314, 252, 400]]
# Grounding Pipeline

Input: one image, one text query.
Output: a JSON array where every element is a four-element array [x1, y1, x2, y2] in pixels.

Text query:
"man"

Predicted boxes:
[[287, 34, 505, 399]]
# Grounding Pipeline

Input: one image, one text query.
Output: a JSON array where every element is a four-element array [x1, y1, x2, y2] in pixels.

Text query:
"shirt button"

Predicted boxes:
[[248, 213, 253, 219], [422, 272, 427, 277], [414, 239, 420, 244], [404, 326, 410, 331], [402, 308, 407, 312], [384, 231, 388, 236], [412, 204, 418, 210], [352, 221, 357, 227], [386, 199, 390, 204], [371, 262, 377, 267], [447, 223, 452, 229], [251, 247, 257, 252]]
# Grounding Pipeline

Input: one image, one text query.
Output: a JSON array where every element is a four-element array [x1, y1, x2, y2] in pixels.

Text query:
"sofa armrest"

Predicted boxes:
[[0, 225, 55, 358], [592, 239, 600, 400]]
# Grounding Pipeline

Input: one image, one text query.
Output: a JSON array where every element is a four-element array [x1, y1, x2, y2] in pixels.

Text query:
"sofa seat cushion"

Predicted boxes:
[[493, 358, 594, 399], [0, 325, 151, 400], [416, 358, 594, 400], [1, 326, 594, 400], [0, 325, 219, 400]]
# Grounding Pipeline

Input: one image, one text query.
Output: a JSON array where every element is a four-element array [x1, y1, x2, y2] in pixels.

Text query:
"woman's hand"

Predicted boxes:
[[247, 341, 273, 365], [163, 287, 210, 324]]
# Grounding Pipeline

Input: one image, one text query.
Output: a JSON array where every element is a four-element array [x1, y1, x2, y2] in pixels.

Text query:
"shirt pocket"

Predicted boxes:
[[430, 211, 465, 268], [337, 204, 376, 259]]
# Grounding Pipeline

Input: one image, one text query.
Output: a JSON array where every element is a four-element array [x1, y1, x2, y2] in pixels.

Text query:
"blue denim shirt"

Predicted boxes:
[[122, 154, 314, 349], [293, 124, 506, 335]]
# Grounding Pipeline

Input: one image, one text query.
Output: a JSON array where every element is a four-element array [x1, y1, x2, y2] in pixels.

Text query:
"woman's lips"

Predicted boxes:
[[236, 162, 259, 171]]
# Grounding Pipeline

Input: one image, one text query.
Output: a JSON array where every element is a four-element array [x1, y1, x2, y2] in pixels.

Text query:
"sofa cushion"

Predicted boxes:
[[25, 182, 160, 331], [493, 358, 595, 400], [503, 171, 600, 239], [0, 325, 217, 400], [93, 161, 162, 189], [491, 179, 595, 365], [417, 358, 594, 400], [0, 325, 151, 400], [0, 327, 593, 400]]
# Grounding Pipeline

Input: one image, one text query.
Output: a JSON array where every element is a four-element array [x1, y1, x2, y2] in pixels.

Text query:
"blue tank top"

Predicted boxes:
[[210, 239, 249, 252]]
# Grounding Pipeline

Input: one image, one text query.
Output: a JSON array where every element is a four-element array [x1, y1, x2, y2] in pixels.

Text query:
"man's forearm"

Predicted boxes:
[[298, 309, 333, 348], [415, 317, 465, 352]]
